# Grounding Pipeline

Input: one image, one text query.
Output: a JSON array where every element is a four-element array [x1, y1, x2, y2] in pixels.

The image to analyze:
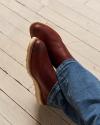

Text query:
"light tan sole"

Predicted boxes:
[[26, 37, 44, 105]]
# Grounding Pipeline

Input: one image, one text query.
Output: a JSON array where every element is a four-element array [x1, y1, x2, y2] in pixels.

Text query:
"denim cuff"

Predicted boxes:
[[47, 58, 76, 105]]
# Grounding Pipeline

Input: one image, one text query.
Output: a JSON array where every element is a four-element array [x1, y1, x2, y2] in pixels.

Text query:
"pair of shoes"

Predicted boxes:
[[26, 22, 73, 105]]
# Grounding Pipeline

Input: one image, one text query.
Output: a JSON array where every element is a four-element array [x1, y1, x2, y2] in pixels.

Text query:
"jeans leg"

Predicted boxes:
[[47, 59, 100, 125]]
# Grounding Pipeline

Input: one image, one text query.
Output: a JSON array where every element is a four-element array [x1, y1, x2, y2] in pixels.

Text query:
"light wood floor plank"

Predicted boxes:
[[86, 0, 100, 13], [58, 0, 100, 25], [0, 0, 46, 23], [0, 113, 12, 125], [16, 0, 42, 12], [0, 50, 33, 89], [46, 0, 100, 38], [0, 15, 29, 49], [0, 32, 26, 66], [0, 2, 46, 36], [71, 0, 89, 4], [0, 3, 30, 35], [69, 48, 100, 79], [0, 90, 39, 125], [68, 42, 100, 68]]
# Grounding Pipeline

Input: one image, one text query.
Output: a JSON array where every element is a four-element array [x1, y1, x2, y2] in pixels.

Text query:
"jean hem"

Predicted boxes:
[[47, 58, 76, 105]]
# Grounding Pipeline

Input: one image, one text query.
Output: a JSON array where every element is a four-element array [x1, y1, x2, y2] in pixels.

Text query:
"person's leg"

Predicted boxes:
[[30, 23, 100, 124], [27, 37, 79, 122], [48, 59, 100, 125]]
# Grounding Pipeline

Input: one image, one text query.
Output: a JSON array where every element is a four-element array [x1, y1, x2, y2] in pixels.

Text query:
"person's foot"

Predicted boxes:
[[26, 37, 57, 104], [30, 22, 73, 68]]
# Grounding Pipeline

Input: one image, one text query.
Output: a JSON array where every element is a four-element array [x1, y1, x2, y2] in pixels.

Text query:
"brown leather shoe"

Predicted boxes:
[[26, 37, 57, 104], [30, 22, 73, 68]]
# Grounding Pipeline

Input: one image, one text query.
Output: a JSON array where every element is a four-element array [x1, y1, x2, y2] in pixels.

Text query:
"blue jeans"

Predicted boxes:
[[47, 59, 100, 125]]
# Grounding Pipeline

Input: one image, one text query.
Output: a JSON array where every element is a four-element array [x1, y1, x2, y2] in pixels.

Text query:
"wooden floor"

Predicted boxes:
[[0, 0, 100, 124]]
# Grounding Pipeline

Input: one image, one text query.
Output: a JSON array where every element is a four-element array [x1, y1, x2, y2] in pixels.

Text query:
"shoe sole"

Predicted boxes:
[[26, 37, 44, 105]]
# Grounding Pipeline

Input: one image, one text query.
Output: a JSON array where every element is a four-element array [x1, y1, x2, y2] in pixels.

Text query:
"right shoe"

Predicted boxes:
[[26, 37, 57, 105], [30, 22, 73, 68]]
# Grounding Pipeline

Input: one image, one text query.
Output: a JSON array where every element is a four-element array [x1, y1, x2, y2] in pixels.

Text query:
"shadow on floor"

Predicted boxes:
[[33, 104, 74, 125]]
